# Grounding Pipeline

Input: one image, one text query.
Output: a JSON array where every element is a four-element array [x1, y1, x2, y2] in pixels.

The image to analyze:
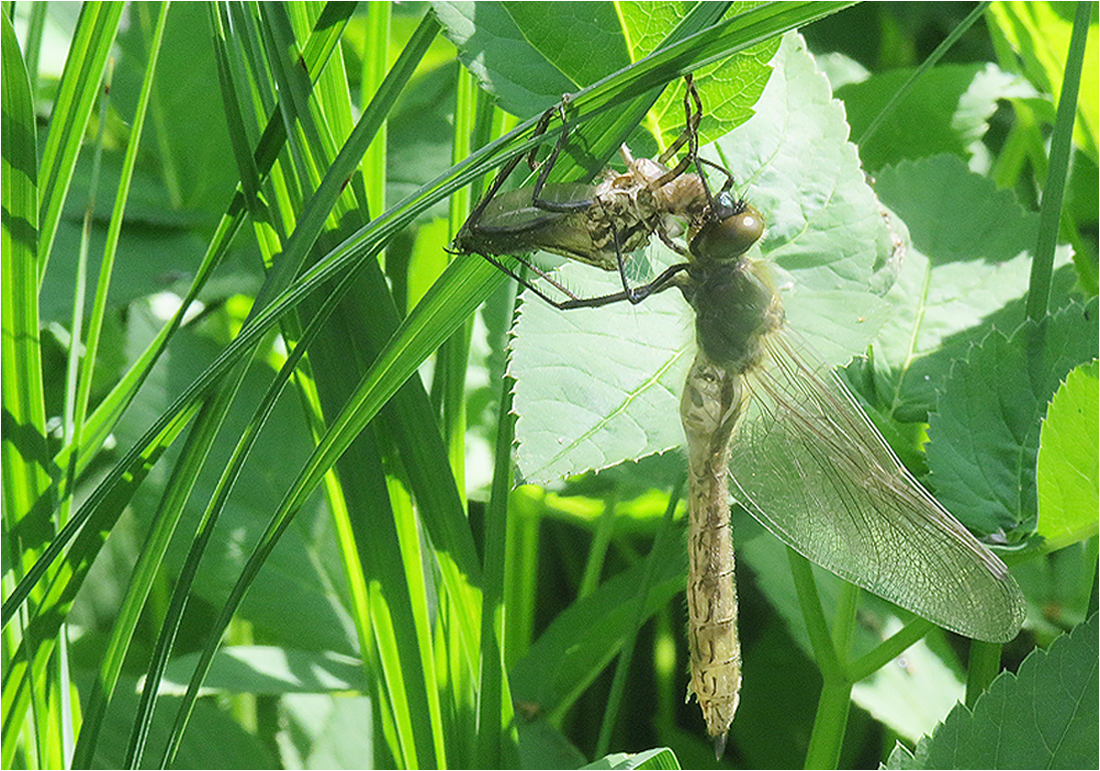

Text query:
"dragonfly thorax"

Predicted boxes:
[[681, 258, 783, 374]]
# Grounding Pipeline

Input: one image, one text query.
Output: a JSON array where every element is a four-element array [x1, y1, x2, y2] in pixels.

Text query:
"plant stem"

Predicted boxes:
[[790, 548, 855, 769], [965, 640, 1003, 707], [849, 618, 934, 682], [1025, 0, 1093, 321], [804, 677, 853, 770], [831, 581, 860, 655], [788, 549, 843, 681]]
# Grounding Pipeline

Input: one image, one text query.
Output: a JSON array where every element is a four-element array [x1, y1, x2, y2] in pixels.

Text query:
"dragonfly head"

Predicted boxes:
[[689, 192, 764, 263]]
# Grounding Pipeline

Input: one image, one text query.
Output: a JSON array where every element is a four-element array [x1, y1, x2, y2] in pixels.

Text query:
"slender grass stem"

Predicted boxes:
[[803, 676, 853, 770]]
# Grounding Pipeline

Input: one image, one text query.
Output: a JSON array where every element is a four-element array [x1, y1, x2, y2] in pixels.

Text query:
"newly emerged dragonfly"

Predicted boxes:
[[675, 201, 1025, 753], [458, 77, 1026, 755]]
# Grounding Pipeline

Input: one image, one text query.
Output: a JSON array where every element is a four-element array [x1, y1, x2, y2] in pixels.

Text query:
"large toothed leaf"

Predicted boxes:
[[510, 32, 891, 484], [925, 298, 1098, 537], [884, 613, 1099, 770], [870, 155, 1078, 424]]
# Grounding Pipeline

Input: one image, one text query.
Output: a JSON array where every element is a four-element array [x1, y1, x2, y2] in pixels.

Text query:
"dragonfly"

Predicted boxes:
[[674, 206, 1026, 754], [456, 77, 1026, 755]]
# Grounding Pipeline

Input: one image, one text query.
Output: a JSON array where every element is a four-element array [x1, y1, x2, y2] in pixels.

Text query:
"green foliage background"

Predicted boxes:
[[1, 2, 1096, 769]]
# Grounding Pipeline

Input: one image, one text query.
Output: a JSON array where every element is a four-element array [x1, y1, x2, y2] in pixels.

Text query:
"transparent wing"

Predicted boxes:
[[728, 332, 1026, 642]]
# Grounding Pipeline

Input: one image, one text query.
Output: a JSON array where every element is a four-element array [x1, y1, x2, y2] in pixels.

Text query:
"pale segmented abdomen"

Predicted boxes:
[[680, 351, 744, 756]]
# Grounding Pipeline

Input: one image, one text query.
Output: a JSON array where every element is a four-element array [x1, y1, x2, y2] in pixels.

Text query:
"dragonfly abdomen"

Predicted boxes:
[[681, 354, 745, 755]]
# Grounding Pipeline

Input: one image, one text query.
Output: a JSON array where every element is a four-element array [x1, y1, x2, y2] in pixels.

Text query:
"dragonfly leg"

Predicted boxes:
[[696, 156, 737, 196], [474, 222, 676, 310], [477, 252, 594, 308], [481, 219, 689, 311], [555, 260, 691, 309], [462, 96, 575, 233], [653, 75, 703, 187], [533, 75, 708, 213], [658, 225, 690, 257], [653, 75, 742, 206], [656, 74, 702, 168], [529, 97, 598, 214]]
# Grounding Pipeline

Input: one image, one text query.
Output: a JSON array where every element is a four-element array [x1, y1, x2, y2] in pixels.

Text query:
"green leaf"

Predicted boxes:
[[516, 719, 588, 770], [1036, 359, 1100, 551], [112, 2, 239, 210], [509, 515, 684, 719], [435, 1, 759, 123], [1, 6, 52, 532], [582, 747, 682, 770], [153, 646, 368, 695], [277, 693, 375, 769], [884, 613, 1099, 770], [434, 1, 599, 116], [39, 217, 210, 323], [849, 619, 964, 743], [436, 0, 797, 196], [80, 680, 277, 769], [510, 31, 892, 483], [839, 63, 1037, 170], [926, 299, 1099, 536], [35, 2, 124, 278], [871, 154, 1078, 422]]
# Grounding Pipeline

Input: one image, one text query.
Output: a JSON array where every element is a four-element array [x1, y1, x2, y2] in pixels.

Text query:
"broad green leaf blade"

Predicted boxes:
[[436, 0, 776, 152], [1035, 359, 1099, 551], [849, 620, 964, 743], [433, 1, 594, 115], [713, 34, 890, 365], [925, 298, 1099, 537], [516, 719, 587, 769], [615, 3, 778, 150], [509, 517, 685, 720], [437, 0, 743, 199], [82, 683, 277, 769], [436, 2, 850, 123], [278, 693, 374, 769], [871, 154, 1078, 422], [884, 613, 1099, 770], [511, 32, 891, 483], [125, 2, 238, 210], [434, 2, 733, 117]]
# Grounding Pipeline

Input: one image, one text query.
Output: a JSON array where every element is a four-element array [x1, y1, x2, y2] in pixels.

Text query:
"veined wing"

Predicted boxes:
[[727, 331, 1026, 642]]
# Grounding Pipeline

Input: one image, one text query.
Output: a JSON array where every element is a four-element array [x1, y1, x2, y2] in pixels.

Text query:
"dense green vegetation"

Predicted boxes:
[[2, 2, 1096, 768]]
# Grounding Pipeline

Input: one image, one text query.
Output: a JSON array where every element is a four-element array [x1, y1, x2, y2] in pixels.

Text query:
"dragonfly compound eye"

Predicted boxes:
[[691, 203, 764, 262]]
